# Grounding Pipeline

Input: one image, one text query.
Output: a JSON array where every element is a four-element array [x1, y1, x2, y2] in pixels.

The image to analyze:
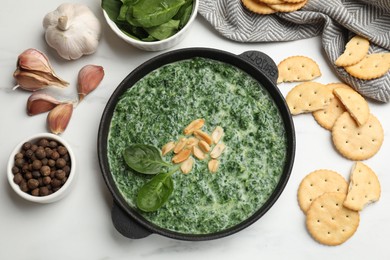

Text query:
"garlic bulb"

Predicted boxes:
[[43, 3, 101, 60]]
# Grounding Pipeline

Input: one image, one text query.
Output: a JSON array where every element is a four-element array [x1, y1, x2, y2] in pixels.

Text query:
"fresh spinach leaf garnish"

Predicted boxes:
[[123, 144, 178, 212], [123, 144, 170, 174], [136, 169, 176, 212], [101, 0, 193, 41]]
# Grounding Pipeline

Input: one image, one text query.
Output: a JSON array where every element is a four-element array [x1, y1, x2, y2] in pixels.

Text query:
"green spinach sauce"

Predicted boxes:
[[108, 57, 287, 234]]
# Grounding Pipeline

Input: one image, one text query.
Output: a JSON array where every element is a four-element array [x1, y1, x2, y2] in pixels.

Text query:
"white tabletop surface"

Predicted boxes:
[[1, 0, 389, 259]]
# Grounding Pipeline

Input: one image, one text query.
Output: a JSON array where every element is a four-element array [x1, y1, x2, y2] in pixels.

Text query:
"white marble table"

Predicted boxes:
[[1, 0, 389, 259]]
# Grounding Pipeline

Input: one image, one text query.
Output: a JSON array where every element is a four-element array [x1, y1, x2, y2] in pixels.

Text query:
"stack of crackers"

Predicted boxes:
[[335, 35, 390, 80], [298, 162, 381, 246], [241, 0, 308, 15]]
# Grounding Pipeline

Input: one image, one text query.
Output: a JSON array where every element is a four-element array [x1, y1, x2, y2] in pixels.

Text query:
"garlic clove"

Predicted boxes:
[[14, 48, 69, 91], [14, 69, 69, 91], [27, 93, 61, 116], [17, 48, 54, 74], [33, 70, 69, 88], [13, 69, 52, 91], [77, 65, 104, 102], [47, 103, 73, 134]]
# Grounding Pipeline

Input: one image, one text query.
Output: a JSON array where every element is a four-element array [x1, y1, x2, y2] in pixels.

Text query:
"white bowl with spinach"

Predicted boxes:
[[101, 0, 198, 51]]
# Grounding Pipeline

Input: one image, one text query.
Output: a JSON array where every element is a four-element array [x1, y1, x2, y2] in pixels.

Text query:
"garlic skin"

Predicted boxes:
[[47, 103, 73, 134], [13, 48, 68, 91], [27, 93, 61, 116], [77, 65, 104, 102], [43, 3, 101, 60]]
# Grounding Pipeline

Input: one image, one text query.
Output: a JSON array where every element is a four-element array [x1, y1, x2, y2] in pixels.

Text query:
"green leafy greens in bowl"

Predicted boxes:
[[102, 0, 194, 42]]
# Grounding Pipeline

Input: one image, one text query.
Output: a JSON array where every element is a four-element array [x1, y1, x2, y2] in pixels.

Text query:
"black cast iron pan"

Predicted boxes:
[[98, 48, 295, 241]]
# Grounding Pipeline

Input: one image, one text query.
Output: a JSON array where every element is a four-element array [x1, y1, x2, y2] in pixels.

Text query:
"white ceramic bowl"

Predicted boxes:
[[7, 133, 76, 204], [102, 1, 199, 51]]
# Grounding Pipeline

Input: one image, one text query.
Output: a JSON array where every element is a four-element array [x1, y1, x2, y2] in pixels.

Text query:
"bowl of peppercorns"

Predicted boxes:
[[7, 133, 76, 203]]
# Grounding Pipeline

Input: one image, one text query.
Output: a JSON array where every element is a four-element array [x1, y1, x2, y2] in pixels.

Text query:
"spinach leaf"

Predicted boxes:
[[132, 0, 186, 28], [101, 0, 123, 22], [178, 3, 193, 28], [173, 0, 192, 21], [117, 4, 128, 21], [123, 144, 170, 174], [145, 20, 180, 41], [136, 171, 174, 212]]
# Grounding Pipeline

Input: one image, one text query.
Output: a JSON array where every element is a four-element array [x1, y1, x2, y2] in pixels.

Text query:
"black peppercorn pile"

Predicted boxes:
[[12, 138, 71, 197]]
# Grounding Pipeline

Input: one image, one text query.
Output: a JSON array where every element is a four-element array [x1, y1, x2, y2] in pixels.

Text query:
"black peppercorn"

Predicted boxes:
[[24, 172, 33, 180], [51, 151, 60, 160], [57, 146, 68, 156], [19, 181, 29, 192], [51, 178, 62, 188], [14, 153, 24, 160], [62, 154, 70, 162], [39, 186, 49, 196], [22, 142, 32, 151], [43, 176, 51, 185], [61, 176, 68, 185], [22, 164, 29, 173], [32, 160, 42, 170], [31, 188, 40, 196], [35, 148, 46, 160], [49, 141, 58, 148], [63, 165, 71, 176], [40, 165, 51, 177], [25, 149, 34, 159], [13, 173, 23, 184], [41, 158, 48, 166], [44, 147, 53, 158], [56, 158, 66, 168], [38, 138, 49, 147], [48, 159, 56, 167], [31, 144, 38, 152], [14, 158, 25, 168], [27, 179, 39, 189], [55, 170, 66, 180], [32, 171, 41, 178], [12, 166, 20, 174]]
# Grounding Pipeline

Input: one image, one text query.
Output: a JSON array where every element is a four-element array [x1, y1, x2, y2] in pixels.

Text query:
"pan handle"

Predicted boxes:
[[111, 201, 152, 239], [239, 51, 278, 85]]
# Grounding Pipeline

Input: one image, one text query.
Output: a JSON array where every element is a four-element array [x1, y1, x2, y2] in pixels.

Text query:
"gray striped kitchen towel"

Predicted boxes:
[[198, 0, 390, 102]]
